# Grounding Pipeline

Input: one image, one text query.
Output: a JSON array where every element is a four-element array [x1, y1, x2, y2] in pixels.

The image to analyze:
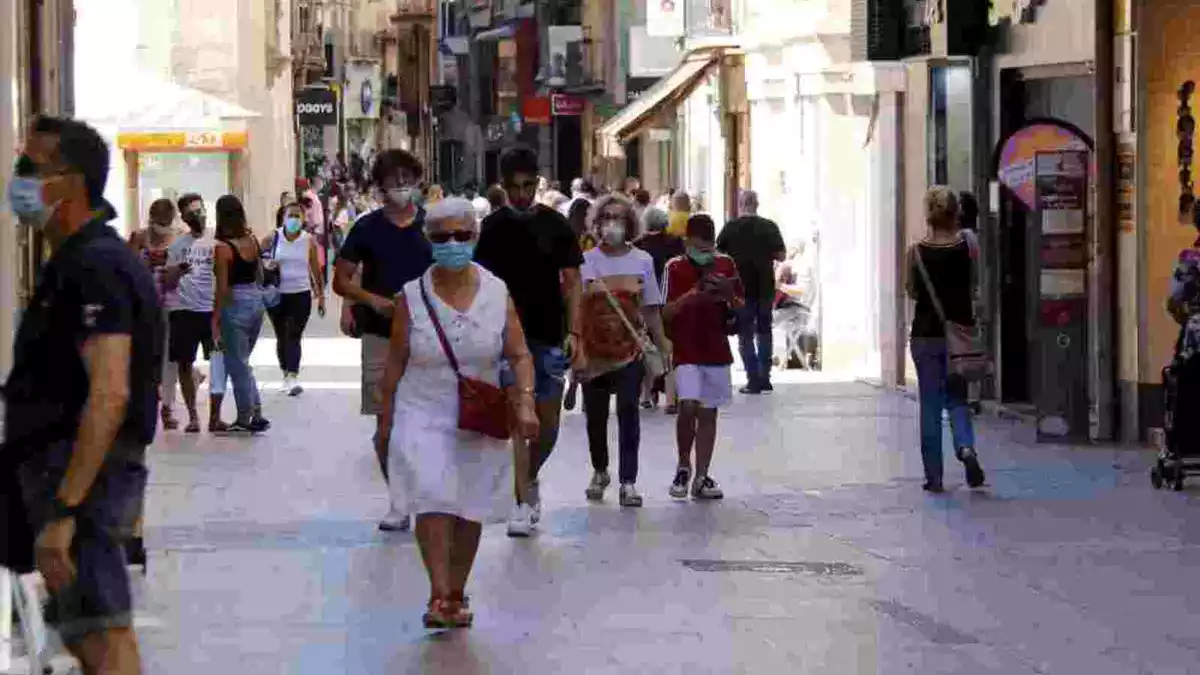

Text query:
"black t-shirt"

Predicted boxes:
[[909, 240, 975, 338], [635, 232, 686, 286], [4, 217, 162, 461], [717, 215, 786, 304], [475, 205, 584, 347], [339, 208, 432, 337]]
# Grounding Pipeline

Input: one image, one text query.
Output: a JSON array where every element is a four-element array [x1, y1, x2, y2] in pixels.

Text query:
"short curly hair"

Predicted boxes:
[[924, 185, 959, 229], [588, 193, 639, 241]]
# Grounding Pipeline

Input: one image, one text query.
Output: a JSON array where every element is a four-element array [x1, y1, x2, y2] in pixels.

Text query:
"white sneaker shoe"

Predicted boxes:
[[506, 503, 536, 537], [585, 471, 611, 501], [287, 373, 303, 396], [278, 373, 292, 394], [529, 480, 542, 523], [378, 505, 410, 532], [691, 475, 724, 500], [618, 482, 643, 508]]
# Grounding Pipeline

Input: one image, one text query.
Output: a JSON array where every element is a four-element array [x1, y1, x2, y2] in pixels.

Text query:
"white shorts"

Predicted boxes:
[[673, 364, 733, 409]]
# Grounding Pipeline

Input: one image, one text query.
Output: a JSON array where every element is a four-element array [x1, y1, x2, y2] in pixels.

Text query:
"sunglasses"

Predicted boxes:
[[428, 231, 475, 244]]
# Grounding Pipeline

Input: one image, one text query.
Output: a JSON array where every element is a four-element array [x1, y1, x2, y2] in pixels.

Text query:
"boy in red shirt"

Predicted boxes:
[[662, 215, 744, 499]]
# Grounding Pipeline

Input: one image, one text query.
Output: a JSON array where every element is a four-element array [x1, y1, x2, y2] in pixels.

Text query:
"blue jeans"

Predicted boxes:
[[911, 337, 976, 485], [499, 342, 569, 402], [220, 285, 265, 421], [582, 360, 644, 484], [738, 300, 774, 386]]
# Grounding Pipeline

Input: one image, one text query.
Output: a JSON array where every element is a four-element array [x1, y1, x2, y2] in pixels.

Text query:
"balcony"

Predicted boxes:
[[561, 38, 605, 95], [392, 0, 436, 22]]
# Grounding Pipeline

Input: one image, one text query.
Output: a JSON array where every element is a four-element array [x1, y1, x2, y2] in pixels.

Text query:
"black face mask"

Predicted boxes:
[[182, 213, 206, 230]]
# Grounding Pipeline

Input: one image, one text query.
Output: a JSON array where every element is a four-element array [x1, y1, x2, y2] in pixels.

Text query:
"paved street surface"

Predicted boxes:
[[11, 313, 1200, 674]]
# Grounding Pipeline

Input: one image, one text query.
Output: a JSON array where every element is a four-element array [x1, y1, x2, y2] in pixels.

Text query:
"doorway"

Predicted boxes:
[[554, 114, 583, 185]]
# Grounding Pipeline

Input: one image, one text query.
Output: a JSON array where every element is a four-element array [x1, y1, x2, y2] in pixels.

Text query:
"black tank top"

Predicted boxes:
[[219, 236, 259, 286]]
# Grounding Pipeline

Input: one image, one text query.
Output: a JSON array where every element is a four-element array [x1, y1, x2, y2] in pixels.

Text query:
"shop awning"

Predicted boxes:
[[474, 21, 518, 42], [596, 52, 719, 158], [81, 73, 259, 131]]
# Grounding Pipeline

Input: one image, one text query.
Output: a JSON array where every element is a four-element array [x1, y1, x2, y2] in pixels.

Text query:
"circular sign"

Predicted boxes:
[[360, 79, 375, 117]]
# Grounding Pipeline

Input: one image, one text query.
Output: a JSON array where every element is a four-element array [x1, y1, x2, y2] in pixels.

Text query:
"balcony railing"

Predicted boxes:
[[393, 0, 436, 21], [562, 38, 605, 94], [685, 0, 734, 37]]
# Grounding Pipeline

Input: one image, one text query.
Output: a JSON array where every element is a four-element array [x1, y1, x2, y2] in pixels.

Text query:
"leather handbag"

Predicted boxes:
[[912, 245, 992, 382], [418, 277, 511, 441]]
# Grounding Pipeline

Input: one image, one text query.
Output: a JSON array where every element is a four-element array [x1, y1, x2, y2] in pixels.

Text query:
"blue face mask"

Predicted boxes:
[[283, 216, 303, 234], [7, 176, 52, 228], [431, 240, 476, 270]]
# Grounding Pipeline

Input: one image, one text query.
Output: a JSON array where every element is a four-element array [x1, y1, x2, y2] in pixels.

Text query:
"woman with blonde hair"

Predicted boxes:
[[906, 186, 985, 493]]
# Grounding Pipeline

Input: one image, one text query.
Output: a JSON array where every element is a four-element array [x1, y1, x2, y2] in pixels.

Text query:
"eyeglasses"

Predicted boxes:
[[428, 230, 475, 244]]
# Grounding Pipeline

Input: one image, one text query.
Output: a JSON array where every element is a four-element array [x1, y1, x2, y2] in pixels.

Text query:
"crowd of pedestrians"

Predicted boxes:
[[0, 114, 998, 673]]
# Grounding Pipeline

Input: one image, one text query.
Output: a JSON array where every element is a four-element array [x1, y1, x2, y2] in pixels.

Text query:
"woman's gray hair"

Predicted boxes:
[[424, 196, 478, 231], [642, 206, 669, 233], [588, 193, 639, 239]]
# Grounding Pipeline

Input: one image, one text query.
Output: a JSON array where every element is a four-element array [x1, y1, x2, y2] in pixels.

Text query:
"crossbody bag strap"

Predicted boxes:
[[592, 277, 645, 346], [418, 276, 462, 377], [911, 244, 949, 325]]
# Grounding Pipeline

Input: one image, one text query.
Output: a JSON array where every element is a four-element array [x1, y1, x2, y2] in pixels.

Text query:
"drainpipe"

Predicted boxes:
[[1092, 0, 1116, 441]]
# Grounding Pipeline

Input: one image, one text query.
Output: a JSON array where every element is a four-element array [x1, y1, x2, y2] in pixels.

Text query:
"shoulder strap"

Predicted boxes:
[[911, 244, 948, 325], [418, 276, 462, 377], [592, 277, 644, 345]]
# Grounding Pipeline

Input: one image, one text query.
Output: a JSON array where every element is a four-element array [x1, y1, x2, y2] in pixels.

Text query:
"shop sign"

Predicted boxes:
[[523, 97, 552, 125], [117, 131, 248, 152], [552, 94, 584, 116], [295, 90, 338, 126]]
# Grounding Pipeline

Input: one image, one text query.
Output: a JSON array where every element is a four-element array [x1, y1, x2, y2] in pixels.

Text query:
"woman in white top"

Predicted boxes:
[[377, 198, 538, 629], [577, 194, 668, 507], [263, 202, 326, 395]]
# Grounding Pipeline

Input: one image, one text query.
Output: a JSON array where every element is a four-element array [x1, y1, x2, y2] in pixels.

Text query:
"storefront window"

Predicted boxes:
[[137, 153, 230, 226], [929, 64, 973, 194]]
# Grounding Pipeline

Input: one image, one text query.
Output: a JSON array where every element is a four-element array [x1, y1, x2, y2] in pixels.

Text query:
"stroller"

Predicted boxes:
[[774, 297, 820, 371], [1151, 348, 1200, 490]]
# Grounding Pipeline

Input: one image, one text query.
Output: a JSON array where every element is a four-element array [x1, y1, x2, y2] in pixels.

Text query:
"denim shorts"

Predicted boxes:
[[499, 342, 569, 402], [18, 439, 147, 645]]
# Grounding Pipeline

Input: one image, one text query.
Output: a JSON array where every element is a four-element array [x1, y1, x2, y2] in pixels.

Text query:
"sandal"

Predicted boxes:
[[423, 597, 456, 629], [160, 406, 179, 431], [184, 420, 201, 434], [209, 420, 231, 434], [446, 593, 474, 627]]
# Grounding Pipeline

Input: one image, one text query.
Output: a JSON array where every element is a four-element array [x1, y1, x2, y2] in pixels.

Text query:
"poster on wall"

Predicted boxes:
[[995, 119, 1093, 210], [1034, 150, 1088, 235], [646, 0, 684, 37]]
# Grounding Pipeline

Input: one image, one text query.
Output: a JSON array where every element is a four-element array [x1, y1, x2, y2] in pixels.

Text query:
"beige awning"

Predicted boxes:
[[596, 51, 719, 158]]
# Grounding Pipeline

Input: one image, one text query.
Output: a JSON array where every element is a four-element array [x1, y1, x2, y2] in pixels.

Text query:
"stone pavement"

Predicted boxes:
[[12, 332, 1200, 674]]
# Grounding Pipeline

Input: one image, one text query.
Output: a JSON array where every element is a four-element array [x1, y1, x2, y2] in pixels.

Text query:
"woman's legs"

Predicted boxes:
[[220, 292, 258, 424], [414, 514, 455, 600], [911, 338, 948, 489], [284, 292, 313, 375], [266, 302, 288, 373], [614, 362, 643, 484], [448, 517, 482, 601], [582, 377, 612, 473]]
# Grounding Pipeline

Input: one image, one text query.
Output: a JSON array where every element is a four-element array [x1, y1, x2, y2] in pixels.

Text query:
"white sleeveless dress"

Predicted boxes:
[[387, 264, 513, 523]]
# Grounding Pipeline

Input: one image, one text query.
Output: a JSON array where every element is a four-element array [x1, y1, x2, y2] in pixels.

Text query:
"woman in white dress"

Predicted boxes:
[[377, 198, 539, 628]]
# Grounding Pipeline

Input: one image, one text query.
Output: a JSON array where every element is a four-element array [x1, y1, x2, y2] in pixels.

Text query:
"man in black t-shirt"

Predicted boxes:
[[333, 149, 432, 532], [717, 189, 786, 394], [474, 146, 584, 538], [5, 116, 159, 673]]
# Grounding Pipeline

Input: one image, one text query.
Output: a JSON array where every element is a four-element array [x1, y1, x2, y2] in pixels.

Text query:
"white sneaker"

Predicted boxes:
[[618, 482, 643, 508], [287, 373, 303, 396], [691, 475, 724, 500], [278, 373, 292, 394], [585, 471, 611, 501], [529, 480, 542, 523], [378, 505, 410, 532], [506, 503, 536, 538]]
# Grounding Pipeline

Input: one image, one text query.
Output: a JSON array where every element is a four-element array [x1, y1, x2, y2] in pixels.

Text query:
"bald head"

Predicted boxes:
[[739, 190, 759, 216]]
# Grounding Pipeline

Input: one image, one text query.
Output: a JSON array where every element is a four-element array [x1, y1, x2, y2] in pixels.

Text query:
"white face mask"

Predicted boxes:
[[601, 222, 626, 246]]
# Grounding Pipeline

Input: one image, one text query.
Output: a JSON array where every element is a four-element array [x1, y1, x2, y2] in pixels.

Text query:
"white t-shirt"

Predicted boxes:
[[166, 232, 217, 312], [580, 247, 663, 307]]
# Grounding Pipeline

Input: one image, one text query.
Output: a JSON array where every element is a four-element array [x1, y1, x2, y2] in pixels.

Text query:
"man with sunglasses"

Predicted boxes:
[[4, 116, 160, 674], [333, 149, 432, 532], [474, 146, 585, 538]]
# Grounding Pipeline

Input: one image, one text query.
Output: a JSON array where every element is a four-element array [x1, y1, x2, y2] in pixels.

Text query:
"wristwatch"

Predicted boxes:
[[48, 496, 80, 521]]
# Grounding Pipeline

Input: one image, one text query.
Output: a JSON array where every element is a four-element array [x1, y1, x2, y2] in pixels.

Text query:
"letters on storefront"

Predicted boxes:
[[295, 90, 338, 126]]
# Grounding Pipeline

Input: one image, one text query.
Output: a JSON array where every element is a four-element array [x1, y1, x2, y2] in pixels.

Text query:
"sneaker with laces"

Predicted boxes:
[[585, 470, 611, 501], [618, 483, 643, 507], [278, 374, 292, 394], [506, 503, 536, 537], [288, 374, 303, 396], [691, 475, 724, 500], [669, 466, 692, 499], [379, 505, 410, 532]]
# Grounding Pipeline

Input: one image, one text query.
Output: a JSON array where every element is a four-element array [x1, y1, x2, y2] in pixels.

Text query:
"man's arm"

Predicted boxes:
[[57, 334, 131, 507], [766, 220, 787, 262], [332, 227, 392, 315]]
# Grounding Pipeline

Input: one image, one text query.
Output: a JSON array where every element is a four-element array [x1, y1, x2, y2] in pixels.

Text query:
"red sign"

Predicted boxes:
[[552, 94, 585, 116], [523, 97, 552, 125]]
